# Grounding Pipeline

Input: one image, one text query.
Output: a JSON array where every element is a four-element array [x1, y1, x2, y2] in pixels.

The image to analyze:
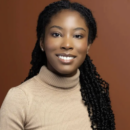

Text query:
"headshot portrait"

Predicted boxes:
[[0, 0, 130, 130]]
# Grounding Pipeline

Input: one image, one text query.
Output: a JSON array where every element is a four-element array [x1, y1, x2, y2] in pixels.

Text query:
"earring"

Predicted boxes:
[[41, 48, 44, 51]]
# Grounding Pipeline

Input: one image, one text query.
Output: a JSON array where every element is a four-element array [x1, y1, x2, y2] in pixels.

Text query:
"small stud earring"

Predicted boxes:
[[41, 48, 44, 51]]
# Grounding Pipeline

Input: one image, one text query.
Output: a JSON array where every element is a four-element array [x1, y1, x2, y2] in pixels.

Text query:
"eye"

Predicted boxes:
[[74, 35, 83, 39], [51, 32, 61, 37]]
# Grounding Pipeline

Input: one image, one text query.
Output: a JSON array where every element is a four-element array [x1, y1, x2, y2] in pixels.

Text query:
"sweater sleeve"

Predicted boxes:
[[0, 87, 29, 130]]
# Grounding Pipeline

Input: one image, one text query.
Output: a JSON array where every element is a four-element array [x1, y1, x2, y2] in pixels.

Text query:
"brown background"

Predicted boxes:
[[0, 0, 130, 129]]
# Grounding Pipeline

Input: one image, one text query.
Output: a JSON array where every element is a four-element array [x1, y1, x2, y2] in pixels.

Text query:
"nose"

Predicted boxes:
[[60, 37, 73, 50]]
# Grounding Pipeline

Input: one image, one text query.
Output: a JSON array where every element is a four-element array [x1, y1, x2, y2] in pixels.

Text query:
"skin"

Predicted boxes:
[[40, 9, 91, 77]]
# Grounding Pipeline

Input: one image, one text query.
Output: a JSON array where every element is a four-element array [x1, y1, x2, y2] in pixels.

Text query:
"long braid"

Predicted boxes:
[[79, 55, 115, 129], [24, 0, 115, 129]]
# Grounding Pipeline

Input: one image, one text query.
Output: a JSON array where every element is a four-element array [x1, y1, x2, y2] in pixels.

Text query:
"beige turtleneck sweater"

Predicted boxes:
[[0, 65, 92, 130]]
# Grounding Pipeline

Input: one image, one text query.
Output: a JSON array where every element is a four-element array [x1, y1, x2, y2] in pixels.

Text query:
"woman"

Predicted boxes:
[[0, 0, 115, 129]]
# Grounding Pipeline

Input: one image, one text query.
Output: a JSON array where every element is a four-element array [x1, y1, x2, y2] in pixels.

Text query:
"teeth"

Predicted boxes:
[[58, 56, 74, 60]]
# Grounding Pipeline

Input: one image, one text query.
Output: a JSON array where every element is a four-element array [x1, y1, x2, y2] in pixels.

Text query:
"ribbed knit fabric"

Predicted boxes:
[[0, 65, 92, 130]]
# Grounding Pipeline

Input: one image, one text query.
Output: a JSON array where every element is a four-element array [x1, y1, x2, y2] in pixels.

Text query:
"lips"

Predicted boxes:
[[55, 53, 76, 64], [57, 55, 75, 64], [56, 53, 76, 58]]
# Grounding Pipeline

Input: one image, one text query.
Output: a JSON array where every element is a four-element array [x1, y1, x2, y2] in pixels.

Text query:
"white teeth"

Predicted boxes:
[[58, 56, 74, 60]]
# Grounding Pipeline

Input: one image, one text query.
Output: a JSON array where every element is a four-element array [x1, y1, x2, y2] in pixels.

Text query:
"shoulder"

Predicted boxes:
[[0, 86, 29, 127], [0, 77, 37, 121], [1, 86, 29, 111], [0, 77, 38, 129], [1, 76, 38, 109], [18, 76, 38, 92]]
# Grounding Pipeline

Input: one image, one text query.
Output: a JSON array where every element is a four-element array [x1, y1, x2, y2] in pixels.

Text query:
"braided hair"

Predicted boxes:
[[24, 0, 115, 129]]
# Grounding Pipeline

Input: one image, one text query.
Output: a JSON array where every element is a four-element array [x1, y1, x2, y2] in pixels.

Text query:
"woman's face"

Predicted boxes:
[[40, 9, 91, 77]]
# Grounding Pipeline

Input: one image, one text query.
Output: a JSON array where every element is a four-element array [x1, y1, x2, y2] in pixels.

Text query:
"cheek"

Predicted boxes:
[[76, 42, 88, 54], [44, 37, 59, 51]]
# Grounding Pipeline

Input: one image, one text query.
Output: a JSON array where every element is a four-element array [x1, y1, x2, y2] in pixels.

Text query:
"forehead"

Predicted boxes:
[[47, 9, 88, 30]]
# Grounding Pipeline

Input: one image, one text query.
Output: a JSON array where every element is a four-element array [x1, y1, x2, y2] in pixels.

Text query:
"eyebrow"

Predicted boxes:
[[49, 25, 86, 32]]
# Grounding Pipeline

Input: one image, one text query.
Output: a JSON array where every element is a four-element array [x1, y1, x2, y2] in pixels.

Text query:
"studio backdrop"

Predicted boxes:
[[0, 0, 130, 130]]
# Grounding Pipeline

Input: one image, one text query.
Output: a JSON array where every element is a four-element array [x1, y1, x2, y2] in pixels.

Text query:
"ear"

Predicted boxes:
[[87, 44, 91, 54], [40, 38, 44, 51]]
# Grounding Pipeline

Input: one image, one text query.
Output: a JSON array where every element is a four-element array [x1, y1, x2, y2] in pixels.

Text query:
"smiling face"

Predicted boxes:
[[40, 9, 91, 77]]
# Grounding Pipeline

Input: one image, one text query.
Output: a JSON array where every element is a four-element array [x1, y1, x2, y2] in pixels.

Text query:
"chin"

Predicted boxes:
[[55, 66, 77, 77]]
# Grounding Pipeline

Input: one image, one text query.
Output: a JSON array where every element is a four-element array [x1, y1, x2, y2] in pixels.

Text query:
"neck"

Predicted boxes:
[[36, 65, 80, 89]]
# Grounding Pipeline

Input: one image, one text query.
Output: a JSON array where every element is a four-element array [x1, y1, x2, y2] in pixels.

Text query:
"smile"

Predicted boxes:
[[56, 55, 75, 64]]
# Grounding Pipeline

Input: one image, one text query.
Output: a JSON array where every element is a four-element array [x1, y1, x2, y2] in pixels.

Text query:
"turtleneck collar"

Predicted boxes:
[[36, 65, 80, 89]]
